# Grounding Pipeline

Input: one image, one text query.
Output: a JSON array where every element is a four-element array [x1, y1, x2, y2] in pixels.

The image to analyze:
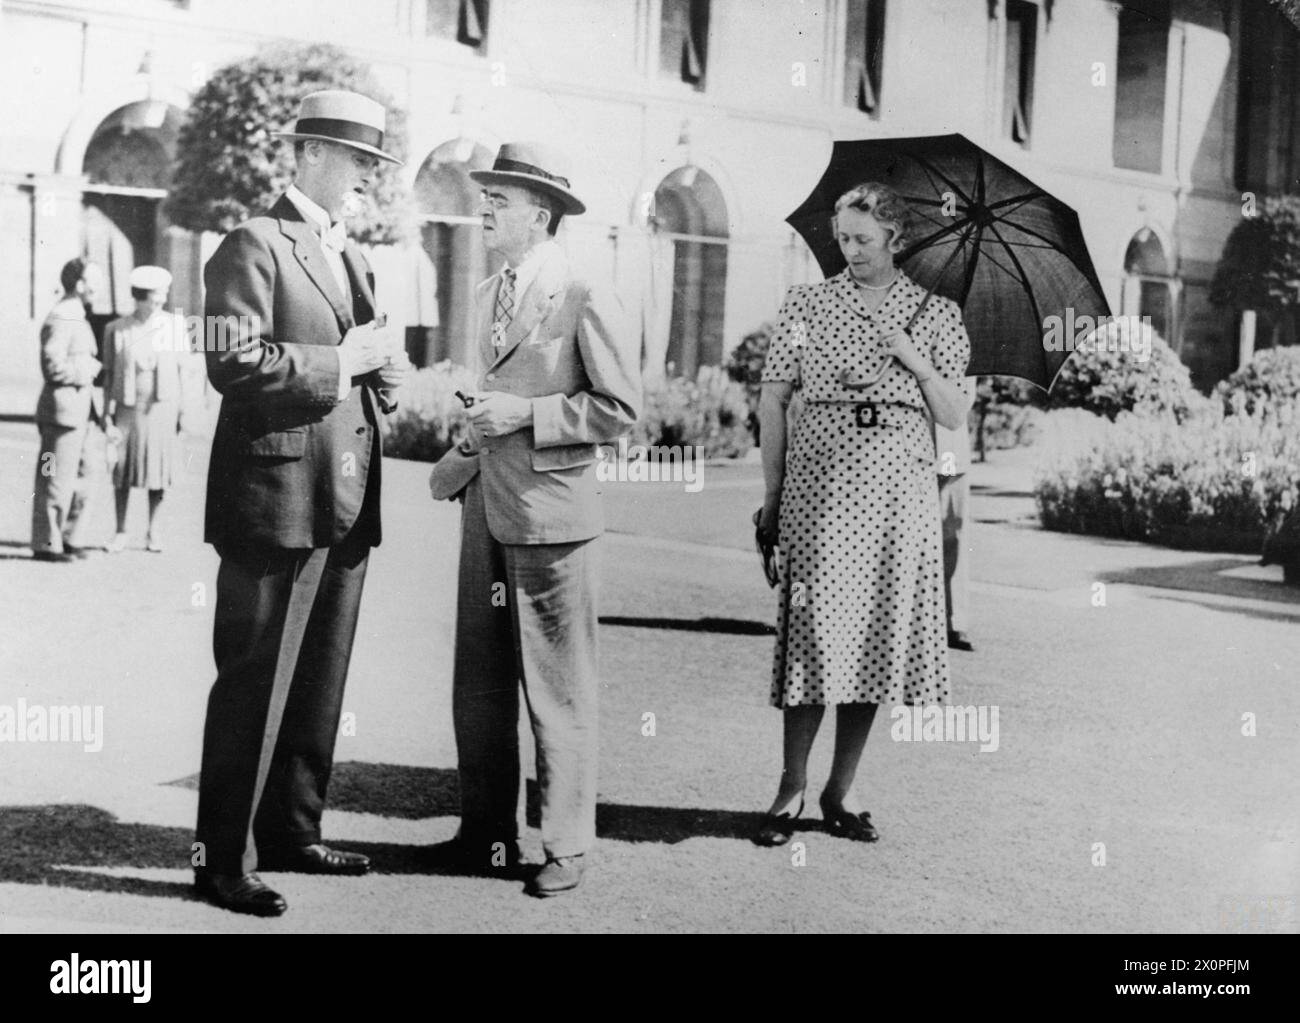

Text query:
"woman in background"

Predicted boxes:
[[753, 183, 972, 846], [104, 265, 184, 553]]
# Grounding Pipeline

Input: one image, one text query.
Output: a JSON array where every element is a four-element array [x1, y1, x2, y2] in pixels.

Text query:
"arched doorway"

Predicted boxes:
[[413, 140, 494, 367], [1122, 229, 1176, 347], [652, 167, 729, 378], [80, 99, 183, 324]]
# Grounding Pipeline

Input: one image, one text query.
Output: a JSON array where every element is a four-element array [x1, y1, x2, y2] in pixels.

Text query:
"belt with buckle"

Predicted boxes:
[[853, 402, 879, 428], [806, 400, 922, 429]]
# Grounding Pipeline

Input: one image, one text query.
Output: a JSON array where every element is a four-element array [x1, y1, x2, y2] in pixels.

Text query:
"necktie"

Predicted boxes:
[[321, 220, 347, 254], [493, 268, 516, 349]]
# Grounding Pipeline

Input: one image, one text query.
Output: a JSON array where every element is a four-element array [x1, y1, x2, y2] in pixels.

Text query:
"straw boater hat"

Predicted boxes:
[[470, 142, 586, 215], [273, 89, 402, 166]]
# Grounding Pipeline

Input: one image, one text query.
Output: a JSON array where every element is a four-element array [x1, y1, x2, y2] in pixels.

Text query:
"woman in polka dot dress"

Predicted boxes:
[[753, 183, 973, 846]]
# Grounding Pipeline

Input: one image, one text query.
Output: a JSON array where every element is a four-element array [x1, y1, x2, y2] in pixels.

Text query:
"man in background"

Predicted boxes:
[[31, 258, 107, 562], [935, 411, 974, 652]]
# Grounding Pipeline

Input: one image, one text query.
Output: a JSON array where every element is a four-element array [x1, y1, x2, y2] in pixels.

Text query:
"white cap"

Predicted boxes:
[[129, 266, 172, 292]]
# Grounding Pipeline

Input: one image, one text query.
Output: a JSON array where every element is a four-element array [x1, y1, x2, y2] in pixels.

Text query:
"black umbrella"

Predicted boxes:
[[786, 133, 1112, 390]]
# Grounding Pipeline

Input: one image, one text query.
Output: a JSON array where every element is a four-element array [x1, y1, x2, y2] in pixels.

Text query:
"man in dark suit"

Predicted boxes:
[[194, 90, 408, 916]]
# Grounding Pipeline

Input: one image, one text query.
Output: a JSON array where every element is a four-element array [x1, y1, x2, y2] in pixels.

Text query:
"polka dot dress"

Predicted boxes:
[[761, 270, 972, 708]]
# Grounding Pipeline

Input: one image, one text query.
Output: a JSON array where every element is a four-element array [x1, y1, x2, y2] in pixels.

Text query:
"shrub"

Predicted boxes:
[[1210, 193, 1300, 348], [725, 322, 772, 442], [1216, 346, 1300, 416], [1033, 403, 1300, 553], [631, 366, 753, 459], [382, 362, 477, 462], [972, 375, 1043, 455], [168, 43, 410, 244], [1047, 322, 1206, 423]]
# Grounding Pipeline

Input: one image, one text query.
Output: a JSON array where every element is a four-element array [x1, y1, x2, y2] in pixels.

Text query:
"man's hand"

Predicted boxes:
[[467, 392, 533, 437], [338, 322, 389, 377], [375, 350, 411, 390], [104, 423, 123, 445]]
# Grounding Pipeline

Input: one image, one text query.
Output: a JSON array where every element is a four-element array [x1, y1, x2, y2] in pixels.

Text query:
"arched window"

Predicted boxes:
[[652, 167, 729, 378], [413, 140, 494, 367], [80, 100, 181, 319], [1123, 229, 1175, 346]]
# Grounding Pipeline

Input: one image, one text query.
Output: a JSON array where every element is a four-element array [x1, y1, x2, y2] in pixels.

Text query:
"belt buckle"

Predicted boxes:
[[854, 402, 879, 428]]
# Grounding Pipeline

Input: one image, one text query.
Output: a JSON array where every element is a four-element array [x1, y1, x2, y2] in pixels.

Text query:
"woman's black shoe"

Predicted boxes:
[[752, 798, 804, 847], [819, 794, 879, 842]]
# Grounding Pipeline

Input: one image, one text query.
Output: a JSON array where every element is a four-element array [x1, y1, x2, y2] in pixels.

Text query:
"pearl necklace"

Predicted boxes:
[[852, 270, 898, 291]]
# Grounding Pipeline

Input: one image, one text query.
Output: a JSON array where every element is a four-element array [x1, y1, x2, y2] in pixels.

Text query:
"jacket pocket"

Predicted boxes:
[[531, 442, 597, 473], [247, 427, 307, 459]]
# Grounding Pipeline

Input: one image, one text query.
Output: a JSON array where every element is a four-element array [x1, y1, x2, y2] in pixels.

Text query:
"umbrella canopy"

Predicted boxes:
[[786, 133, 1112, 390]]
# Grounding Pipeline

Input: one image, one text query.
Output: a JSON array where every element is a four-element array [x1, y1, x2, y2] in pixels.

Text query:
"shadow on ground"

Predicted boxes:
[[1101, 557, 1300, 608], [599, 615, 775, 636], [0, 764, 775, 899]]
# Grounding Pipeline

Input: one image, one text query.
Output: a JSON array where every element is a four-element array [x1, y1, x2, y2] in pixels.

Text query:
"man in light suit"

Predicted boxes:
[[195, 90, 409, 916], [429, 142, 641, 896], [31, 258, 106, 562], [934, 408, 974, 652]]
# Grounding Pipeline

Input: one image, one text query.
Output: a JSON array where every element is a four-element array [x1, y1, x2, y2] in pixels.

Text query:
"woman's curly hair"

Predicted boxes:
[[831, 182, 914, 249]]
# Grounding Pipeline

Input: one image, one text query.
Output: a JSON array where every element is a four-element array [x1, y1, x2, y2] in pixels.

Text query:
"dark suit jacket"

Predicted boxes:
[[203, 194, 394, 553]]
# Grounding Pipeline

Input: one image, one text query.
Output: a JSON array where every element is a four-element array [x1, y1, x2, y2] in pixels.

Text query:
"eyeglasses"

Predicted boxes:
[[478, 190, 536, 211]]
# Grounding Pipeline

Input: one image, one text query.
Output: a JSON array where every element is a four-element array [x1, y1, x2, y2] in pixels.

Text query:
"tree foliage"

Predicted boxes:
[[166, 43, 410, 244], [1210, 195, 1300, 317]]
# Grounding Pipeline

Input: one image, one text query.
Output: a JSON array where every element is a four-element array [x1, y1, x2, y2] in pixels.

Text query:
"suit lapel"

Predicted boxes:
[[484, 246, 565, 373], [274, 196, 354, 333], [476, 277, 498, 371], [343, 242, 375, 324]]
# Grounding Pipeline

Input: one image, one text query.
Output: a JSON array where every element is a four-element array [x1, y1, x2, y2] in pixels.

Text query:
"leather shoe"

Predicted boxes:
[[820, 794, 879, 843], [752, 798, 804, 847], [194, 871, 287, 916], [258, 843, 370, 875], [31, 550, 78, 563], [528, 855, 585, 897], [947, 630, 975, 652]]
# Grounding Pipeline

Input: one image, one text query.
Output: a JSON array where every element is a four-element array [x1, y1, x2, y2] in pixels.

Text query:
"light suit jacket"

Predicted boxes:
[[429, 243, 641, 544], [35, 298, 101, 429]]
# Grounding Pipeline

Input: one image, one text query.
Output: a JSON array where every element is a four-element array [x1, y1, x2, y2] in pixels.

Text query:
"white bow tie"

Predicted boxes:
[[320, 221, 347, 253]]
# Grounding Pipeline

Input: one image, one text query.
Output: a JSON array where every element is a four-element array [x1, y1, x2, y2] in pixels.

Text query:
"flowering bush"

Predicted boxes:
[[382, 361, 477, 462], [630, 366, 753, 459], [1216, 346, 1300, 416], [973, 375, 1043, 455], [725, 322, 773, 443], [1033, 403, 1300, 552], [1047, 323, 1207, 424]]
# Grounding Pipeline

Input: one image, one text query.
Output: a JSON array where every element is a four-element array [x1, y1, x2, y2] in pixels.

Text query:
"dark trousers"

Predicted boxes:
[[938, 472, 970, 634], [195, 530, 369, 875]]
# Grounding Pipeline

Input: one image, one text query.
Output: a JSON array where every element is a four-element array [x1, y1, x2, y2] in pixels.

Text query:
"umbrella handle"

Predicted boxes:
[[901, 231, 966, 333], [839, 361, 891, 389]]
